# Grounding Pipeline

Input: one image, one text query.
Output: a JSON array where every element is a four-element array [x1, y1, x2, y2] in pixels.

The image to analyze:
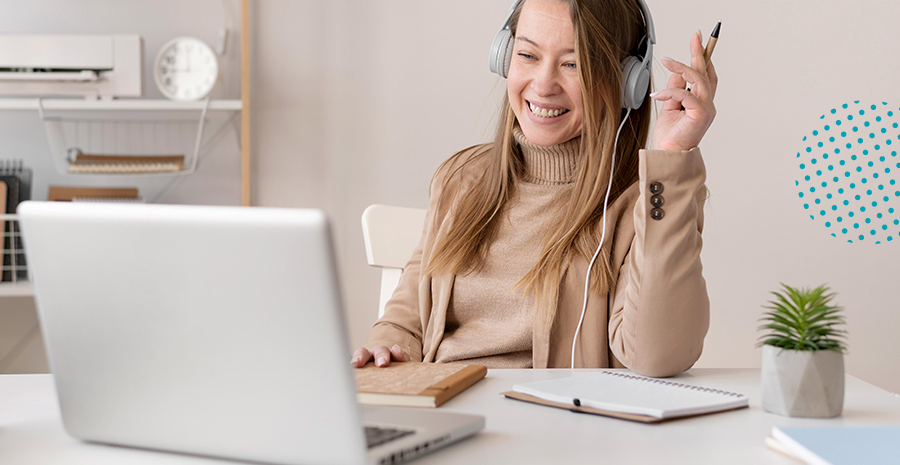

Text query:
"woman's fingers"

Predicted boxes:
[[351, 347, 372, 368], [707, 60, 718, 99], [390, 344, 410, 362], [690, 30, 708, 77], [352, 345, 409, 368], [650, 87, 707, 115], [372, 346, 393, 367], [661, 71, 687, 112], [660, 57, 712, 103]]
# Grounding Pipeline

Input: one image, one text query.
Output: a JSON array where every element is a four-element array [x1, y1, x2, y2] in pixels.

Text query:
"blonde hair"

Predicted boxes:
[[425, 0, 652, 330]]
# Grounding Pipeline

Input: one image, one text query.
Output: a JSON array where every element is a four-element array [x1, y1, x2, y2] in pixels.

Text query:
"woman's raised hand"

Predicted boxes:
[[351, 345, 410, 368], [649, 30, 718, 151]]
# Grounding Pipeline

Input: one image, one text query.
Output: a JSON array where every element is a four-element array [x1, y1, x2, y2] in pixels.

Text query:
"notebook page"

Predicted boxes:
[[513, 371, 748, 419]]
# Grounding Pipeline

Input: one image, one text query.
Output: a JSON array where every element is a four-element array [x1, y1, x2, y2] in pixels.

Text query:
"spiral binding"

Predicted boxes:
[[601, 371, 746, 398]]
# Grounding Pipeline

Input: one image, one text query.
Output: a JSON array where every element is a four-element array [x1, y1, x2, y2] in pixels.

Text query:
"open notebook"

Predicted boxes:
[[503, 371, 748, 423]]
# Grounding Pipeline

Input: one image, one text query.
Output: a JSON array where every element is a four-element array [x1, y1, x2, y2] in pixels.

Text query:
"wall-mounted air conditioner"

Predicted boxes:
[[0, 34, 142, 100]]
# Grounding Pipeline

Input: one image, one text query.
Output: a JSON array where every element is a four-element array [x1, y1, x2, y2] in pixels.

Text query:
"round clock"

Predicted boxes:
[[154, 36, 219, 101]]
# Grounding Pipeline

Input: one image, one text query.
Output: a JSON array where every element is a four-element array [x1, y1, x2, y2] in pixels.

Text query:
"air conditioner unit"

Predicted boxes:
[[0, 34, 142, 100]]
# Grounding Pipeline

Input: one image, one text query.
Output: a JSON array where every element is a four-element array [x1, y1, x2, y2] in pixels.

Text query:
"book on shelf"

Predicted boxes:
[[502, 370, 749, 423], [355, 362, 487, 408], [67, 152, 185, 174], [48, 186, 142, 202]]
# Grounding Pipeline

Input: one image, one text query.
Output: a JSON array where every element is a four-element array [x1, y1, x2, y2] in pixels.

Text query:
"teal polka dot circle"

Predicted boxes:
[[797, 101, 900, 243]]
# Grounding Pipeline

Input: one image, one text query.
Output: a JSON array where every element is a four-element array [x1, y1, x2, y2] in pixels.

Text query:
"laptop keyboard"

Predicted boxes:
[[365, 426, 415, 449]]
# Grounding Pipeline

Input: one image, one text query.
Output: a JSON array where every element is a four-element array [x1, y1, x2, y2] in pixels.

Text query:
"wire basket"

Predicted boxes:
[[37, 98, 210, 177], [1, 214, 27, 284]]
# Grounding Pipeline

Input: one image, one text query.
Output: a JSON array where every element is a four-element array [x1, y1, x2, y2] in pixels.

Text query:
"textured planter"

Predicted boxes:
[[760, 345, 844, 418]]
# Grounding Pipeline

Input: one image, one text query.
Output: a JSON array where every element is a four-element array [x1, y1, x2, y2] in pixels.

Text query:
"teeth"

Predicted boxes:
[[529, 102, 567, 118]]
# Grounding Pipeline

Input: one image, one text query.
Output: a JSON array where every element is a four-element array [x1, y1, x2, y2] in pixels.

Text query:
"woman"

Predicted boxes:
[[352, 0, 717, 377]]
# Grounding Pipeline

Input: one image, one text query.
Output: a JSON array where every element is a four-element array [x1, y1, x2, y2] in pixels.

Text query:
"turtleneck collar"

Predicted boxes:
[[513, 126, 580, 185]]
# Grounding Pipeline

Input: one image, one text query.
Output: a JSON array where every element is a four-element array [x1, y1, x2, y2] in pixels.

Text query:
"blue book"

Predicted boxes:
[[772, 426, 900, 465]]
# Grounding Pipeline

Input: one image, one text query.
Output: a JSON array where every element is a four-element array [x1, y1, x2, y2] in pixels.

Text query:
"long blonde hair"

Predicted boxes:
[[426, 0, 652, 329]]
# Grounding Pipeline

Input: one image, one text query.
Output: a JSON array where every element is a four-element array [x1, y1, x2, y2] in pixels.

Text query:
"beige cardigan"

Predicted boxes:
[[365, 144, 709, 377]]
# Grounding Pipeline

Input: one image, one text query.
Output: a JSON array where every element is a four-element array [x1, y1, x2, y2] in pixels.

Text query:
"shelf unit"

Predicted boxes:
[[0, 0, 252, 301], [0, 100, 242, 298]]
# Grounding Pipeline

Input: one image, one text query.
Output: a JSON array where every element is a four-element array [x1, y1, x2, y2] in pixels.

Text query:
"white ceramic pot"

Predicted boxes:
[[760, 345, 844, 418]]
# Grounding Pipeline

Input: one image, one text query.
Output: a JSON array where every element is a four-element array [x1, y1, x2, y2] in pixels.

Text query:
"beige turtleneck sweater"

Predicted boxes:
[[433, 128, 579, 368], [365, 125, 708, 375]]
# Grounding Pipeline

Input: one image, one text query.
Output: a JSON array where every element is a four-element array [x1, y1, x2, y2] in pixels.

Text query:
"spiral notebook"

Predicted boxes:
[[502, 371, 748, 423]]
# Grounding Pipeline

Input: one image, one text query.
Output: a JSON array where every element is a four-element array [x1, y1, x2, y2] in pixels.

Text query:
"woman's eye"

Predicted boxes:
[[565, 62, 577, 69], [518, 52, 535, 60]]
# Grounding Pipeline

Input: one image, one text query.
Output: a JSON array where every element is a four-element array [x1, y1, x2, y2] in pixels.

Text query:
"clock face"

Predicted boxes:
[[154, 37, 219, 101]]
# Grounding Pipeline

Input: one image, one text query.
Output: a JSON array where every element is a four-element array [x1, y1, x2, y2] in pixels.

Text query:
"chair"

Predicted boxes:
[[361, 204, 427, 318]]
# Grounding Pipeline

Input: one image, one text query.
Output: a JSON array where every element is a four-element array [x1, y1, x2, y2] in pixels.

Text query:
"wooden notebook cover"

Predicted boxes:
[[355, 362, 487, 408], [501, 391, 748, 424], [48, 186, 140, 201]]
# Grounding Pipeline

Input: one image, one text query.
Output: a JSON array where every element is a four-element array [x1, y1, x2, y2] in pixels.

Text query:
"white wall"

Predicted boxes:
[[251, 0, 900, 393]]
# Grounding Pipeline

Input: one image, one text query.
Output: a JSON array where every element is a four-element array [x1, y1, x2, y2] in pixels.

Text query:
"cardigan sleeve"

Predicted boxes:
[[363, 147, 475, 362], [607, 147, 710, 378], [364, 227, 427, 362]]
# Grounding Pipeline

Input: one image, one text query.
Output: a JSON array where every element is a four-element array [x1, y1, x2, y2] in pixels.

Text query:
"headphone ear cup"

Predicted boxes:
[[620, 55, 651, 110], [489, 29, 514, 78]]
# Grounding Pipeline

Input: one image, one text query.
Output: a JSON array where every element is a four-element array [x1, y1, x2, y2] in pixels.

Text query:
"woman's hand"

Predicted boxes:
[[351, 344, 410, 368], [649, 30, 718, 151]]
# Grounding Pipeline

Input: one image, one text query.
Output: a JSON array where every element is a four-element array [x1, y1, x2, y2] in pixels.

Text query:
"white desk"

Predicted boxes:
[[2, 369, 899, 464]]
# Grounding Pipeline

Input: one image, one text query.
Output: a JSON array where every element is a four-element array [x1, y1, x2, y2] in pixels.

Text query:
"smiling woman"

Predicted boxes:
[[507, 0, 584, 146], [353, 0, 718, 376]]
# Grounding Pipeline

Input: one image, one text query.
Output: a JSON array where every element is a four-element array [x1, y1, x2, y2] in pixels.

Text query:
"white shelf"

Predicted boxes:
[[9, 98, 243, 177], [0, 281, 33, 297], [0, 98, 241, 111]]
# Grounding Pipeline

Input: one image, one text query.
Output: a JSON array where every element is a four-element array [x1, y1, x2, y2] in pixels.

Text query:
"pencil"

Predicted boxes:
[[703, 21, 720, 65]]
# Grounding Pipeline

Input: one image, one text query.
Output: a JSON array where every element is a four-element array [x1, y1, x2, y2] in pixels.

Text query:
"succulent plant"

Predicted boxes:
[[757, 284, 847, 353]]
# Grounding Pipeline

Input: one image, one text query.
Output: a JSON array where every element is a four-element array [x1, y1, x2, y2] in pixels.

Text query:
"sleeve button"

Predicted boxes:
[[649, 182, 664, 195], [650, 194, 665, 208], [650, 208, 665, 220]]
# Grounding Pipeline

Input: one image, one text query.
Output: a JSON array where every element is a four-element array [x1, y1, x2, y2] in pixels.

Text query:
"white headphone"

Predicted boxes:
[[489, 0, 655, 367], [489, 0, 656, 110]]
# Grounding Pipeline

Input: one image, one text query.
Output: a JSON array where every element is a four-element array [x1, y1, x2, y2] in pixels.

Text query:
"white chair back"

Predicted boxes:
[[361, 204, 427, 318]]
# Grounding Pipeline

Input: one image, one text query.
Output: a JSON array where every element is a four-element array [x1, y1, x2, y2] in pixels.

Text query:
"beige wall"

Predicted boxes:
[[250, 0, 900, 393], [2, 1, 898, 393]]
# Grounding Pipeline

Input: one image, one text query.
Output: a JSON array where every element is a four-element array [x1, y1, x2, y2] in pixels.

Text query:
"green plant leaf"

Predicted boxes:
[[758, 284, 847, 352]]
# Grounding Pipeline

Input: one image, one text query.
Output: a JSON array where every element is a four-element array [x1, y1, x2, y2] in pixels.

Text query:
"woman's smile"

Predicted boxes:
[[526, 100, 571, 119]]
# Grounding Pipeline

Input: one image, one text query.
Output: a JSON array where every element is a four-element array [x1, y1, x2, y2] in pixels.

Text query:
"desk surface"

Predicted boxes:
[[2, 369, 899, 464]]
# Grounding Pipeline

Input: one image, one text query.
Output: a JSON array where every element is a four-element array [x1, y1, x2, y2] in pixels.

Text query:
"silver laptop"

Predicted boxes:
[[18, 201, 483, 465]]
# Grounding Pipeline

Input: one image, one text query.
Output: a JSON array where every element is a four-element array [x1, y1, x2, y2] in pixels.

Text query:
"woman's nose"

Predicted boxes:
[[530, 64, 561, 97]]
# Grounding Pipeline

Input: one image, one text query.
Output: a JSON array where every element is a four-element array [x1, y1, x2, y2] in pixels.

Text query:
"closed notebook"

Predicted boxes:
[[771, 426, 900, 465], [355, 362, 487, 408], [503, 371, 748, 423]]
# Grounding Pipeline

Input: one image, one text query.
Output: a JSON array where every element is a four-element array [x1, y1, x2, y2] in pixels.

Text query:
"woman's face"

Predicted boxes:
[[508, 0, 587, 147]]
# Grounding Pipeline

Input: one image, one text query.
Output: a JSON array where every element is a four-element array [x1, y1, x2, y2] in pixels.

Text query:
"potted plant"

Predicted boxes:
[[758, 284, 847, 418]]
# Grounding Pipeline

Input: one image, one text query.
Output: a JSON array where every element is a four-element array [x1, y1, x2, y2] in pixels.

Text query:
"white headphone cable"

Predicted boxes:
[[570, 108, 632, 369]]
